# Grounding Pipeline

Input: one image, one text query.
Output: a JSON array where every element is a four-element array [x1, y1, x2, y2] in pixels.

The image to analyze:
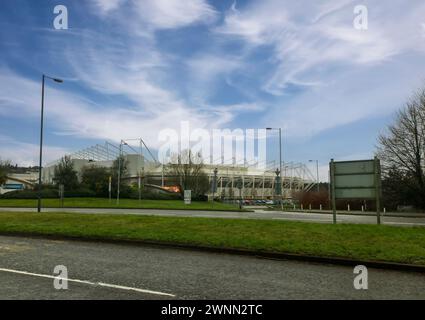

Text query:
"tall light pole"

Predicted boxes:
[[37, 74, 63, 213], [117, 138, 144, 205], [266, 127, 283, 209], [309, 159, 320, 192], [212, 167, 218, 207], [116, 140, 128, 205]]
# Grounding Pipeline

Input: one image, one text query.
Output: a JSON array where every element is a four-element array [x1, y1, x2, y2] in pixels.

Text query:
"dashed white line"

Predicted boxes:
[[0, 267, 175, 297]]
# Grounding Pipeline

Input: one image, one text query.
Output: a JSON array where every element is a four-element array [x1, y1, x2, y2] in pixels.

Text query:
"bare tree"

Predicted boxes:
[[377, 88, 425, 207], [165, 149, 209, 198]]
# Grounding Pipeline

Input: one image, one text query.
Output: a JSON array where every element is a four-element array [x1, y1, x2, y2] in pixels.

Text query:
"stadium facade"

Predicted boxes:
[[42, 142, 316, 199]]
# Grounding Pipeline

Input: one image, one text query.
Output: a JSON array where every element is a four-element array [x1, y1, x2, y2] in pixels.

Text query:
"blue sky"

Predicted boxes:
[[1, 0, 425, 180]]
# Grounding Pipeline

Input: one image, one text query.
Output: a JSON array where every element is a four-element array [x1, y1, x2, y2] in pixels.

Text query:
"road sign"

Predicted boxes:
[[58, 184, 64, 208], [330, 157, 382, 224], [184, 190, 191, 205]]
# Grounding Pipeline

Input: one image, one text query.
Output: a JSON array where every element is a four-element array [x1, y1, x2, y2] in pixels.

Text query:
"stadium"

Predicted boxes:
[[39, 141, 317, 200]]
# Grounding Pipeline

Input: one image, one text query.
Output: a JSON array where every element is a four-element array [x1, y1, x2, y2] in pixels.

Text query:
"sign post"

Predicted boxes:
[[211, 168, 218, 208], [374, 157, 381, 225], [184, 190, 191, 205], [58, 184, 64, 208], [138, 174, 141, 202], [237, 178, 243, 210], [329, 157, 382, 225], [330, 160, 337, 224], [108, 176, 112, 203]]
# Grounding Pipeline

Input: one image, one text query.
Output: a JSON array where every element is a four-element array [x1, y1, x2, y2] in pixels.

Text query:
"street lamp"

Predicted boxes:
[[309, 159, 320, 192], [212, 167, 218, 207], [266, 127, 283, 209], [117, 138, 145, 205], [37, 74, 63, 213], [116, 140, 128, 205]]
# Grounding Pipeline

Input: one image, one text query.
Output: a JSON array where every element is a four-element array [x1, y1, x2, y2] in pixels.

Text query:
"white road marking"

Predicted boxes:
[[0, 267, 175, 297]]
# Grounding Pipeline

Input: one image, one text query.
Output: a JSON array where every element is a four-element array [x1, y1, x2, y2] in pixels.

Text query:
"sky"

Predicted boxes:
[[1, 0, 425, 181]]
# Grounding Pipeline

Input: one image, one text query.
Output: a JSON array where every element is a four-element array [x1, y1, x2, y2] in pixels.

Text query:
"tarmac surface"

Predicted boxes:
[[0, 235, 424, 299]]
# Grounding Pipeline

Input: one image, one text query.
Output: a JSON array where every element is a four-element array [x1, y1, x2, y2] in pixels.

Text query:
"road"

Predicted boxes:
[[0, 235, 424, 299], [1, 207, 425, 227]]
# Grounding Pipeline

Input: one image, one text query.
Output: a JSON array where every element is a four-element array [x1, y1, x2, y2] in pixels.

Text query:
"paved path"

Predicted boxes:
[[0, 235, 424, 299], [1, 207, 425, 227]]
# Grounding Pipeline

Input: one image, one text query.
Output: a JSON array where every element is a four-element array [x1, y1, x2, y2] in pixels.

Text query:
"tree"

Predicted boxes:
[[53, 156, 79, 190], [377, 88, 425, 208], [81, 165, 110, 196], [381, 166, 417, 211], [165, 150, 209, 198], [0, 159, 11, 186]]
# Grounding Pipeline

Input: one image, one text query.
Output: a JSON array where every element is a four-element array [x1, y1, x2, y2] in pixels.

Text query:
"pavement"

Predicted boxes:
[[0, 235, 424, 299], [1, 207, 425, 227]]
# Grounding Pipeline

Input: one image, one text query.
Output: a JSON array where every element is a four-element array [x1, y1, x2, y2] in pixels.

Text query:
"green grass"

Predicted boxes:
[[0, 198, 242, 211], [0, 211, 424, 265]]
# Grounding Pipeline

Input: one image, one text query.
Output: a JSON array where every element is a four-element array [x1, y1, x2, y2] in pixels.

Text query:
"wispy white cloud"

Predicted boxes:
[[92, 0, 217, 30], [92, 0, 124, 14], [262, 55, 425, 138], [216, 0, 425, 95], [2, 0, 425, 168], [185, 53, 244, 103], [133, 0, 217, 30], [0, 135, 70, 166], [0, 68, 219, 149]]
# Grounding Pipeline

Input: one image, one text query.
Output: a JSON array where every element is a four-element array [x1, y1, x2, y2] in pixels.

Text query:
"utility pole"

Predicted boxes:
[[116, 140, 124, 205], [267, 127, 283, 210], [37, 74, 63, 213], [212, 167, 218, 207]]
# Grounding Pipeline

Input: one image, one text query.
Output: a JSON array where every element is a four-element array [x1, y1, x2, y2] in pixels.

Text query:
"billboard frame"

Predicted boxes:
[[330, 157, 382, 225]]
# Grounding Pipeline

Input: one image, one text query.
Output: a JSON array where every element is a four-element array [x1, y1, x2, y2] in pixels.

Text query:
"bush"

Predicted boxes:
[[193, 194, 208, 202], [0, 189, 58, 199], [127, 189, 181, 200], [0, 187, 96, 199], [64, 188, 96, 198]]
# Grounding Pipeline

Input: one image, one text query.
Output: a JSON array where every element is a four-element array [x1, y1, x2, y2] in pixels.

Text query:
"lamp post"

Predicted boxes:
[[117, 138, 144, 205], [212, 167, 218, 207], [309, 159, 320, 192], [37, 74, 63, 213], [237, 177, 243, 210], [116, 140, 127, 205], [266, 127, 283, 209]]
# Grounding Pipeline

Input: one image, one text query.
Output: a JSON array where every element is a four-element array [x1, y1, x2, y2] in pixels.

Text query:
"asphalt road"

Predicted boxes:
[[1, 207, 425, 227], [0, 235, 424, 299]]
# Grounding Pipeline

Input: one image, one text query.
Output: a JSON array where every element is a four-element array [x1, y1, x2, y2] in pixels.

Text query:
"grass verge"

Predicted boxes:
[[0, 211, 424, 266], [0, 198, 242, 211]]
